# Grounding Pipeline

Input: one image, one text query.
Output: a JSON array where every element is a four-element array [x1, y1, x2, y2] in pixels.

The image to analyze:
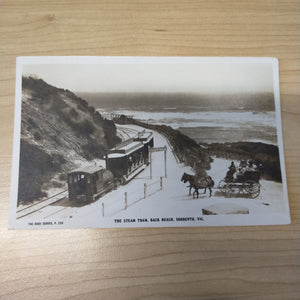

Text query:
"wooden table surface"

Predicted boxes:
[[1, 1, 299, 299]]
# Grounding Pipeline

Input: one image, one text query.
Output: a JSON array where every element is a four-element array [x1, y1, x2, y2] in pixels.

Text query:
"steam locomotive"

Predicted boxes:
[[68, 131, 154, 203]]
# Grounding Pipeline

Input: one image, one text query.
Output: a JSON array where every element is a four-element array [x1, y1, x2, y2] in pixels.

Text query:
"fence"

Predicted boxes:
[[101, 177, 163, 216]]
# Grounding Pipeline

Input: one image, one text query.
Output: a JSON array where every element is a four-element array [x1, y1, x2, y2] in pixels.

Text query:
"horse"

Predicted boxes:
[[181, 172, 214, 198]]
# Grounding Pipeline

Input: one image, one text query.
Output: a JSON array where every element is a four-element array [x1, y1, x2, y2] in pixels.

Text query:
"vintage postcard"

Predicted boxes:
[[9, 56, 290, 229]]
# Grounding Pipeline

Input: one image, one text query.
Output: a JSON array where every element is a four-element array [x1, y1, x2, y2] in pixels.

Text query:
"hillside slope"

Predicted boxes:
[[18, 77, 120, 204]]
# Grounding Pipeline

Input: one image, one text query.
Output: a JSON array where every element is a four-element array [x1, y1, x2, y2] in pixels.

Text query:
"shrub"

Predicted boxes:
[[82, 139, 106, 160], [33, 131, 42, 141], [71, 119, 95, 137], [59, 173, 67, 181], [51, 180, 64, 188], [18, 140, 66, 204], [69, 108, 79, 119], [88, 106, 95, 114], [28, 117, 38, 129]]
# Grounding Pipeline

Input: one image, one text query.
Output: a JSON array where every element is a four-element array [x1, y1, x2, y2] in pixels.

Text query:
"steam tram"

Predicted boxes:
[[68, 131, 154, 202], [68, 165, 115, 203]]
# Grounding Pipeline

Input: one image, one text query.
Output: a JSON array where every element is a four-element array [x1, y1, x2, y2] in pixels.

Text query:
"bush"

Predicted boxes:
[[88, 106, 95, 114], [59, 173, 67, 181], [28, 117, 38, 129], [69, 108, 79, 119], [51, 180, 64, 188], [18, 140, 66, 203], [82, 139, 106, 160], [50, 134, 61, 145], [72, 119, 95, 137], [33, 131, 42, 141], [76, 99, 88, 111]]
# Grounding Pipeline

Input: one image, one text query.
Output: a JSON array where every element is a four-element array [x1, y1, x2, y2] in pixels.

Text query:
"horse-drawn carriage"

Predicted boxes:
[[218, 170, 261, 198]]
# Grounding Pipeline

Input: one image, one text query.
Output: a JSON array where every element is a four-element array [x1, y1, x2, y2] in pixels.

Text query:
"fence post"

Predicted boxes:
[[144, 183, 147, 199], [150, 152, 152, 179], [160, 176, 163, 190], [102, 203, 104, 217], [124, 192, 128, 209], [164, 146, 167, 178]]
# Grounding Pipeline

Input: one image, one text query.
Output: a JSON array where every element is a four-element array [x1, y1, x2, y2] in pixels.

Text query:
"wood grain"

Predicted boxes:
[[1, 1, 299, 299]]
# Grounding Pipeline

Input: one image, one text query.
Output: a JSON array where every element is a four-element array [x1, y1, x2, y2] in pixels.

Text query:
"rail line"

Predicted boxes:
[[42, 206, 69, 219], [16, 189, 68, 219], [117, 129, 131, 140], [116, 126, 139, 141]]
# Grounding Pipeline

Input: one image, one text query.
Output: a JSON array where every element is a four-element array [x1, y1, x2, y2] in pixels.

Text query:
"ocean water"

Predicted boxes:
[[97, 108, 278, 145]]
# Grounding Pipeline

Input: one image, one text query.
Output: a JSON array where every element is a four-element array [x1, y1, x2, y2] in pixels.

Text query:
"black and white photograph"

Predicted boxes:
[[9, 56, 290, 229]]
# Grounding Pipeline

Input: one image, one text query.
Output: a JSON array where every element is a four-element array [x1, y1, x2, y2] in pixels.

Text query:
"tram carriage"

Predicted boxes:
[[106, 131, 153, 183], [133, 130, 154, 164]]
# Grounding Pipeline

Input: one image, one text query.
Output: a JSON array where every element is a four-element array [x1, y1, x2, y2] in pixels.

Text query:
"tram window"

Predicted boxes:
[[87, 176, 91, 184], [68, 176, 73, 184], [80, 174, 85, 179]]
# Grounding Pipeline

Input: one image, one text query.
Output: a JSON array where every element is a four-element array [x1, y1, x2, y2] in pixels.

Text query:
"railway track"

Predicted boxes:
[[41, 206, 69, 219], [116, 126, 139, 140], [16, 189, 68, 219]]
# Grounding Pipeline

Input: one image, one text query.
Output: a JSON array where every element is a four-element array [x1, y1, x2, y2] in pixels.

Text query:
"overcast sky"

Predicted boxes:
[[22, 60, 275, 94]]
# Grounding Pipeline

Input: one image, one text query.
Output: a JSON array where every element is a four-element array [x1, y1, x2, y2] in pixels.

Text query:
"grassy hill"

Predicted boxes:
[[18, 76, 121, 204]]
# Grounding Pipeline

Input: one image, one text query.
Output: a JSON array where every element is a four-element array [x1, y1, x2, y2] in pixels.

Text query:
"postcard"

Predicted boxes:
[[9, 56, 290, 229]]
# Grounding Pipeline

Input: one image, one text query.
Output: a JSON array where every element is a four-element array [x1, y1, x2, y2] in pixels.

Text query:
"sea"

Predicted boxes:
[[97, 106, 278, 145]]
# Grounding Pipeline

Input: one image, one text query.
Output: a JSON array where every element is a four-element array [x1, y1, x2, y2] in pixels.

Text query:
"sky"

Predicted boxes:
[[22, 59, 275, 94]]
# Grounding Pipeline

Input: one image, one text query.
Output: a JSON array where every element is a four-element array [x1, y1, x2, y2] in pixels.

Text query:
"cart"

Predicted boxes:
[[218, 170, 261, 198]]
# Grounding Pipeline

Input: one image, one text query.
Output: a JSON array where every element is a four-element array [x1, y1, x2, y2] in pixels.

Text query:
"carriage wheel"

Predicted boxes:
[[218, 180, 227, 194], [225, 183, 240, 198], [245, 180, 260, 198]]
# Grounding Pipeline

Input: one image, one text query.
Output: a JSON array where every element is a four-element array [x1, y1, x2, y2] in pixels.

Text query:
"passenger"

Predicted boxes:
[[225, 161, 236, 181], [229, 161, 236, 173], [240, 160, 247, 168], [234, 167, 245, 180], [245, 161, 256, 172]]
